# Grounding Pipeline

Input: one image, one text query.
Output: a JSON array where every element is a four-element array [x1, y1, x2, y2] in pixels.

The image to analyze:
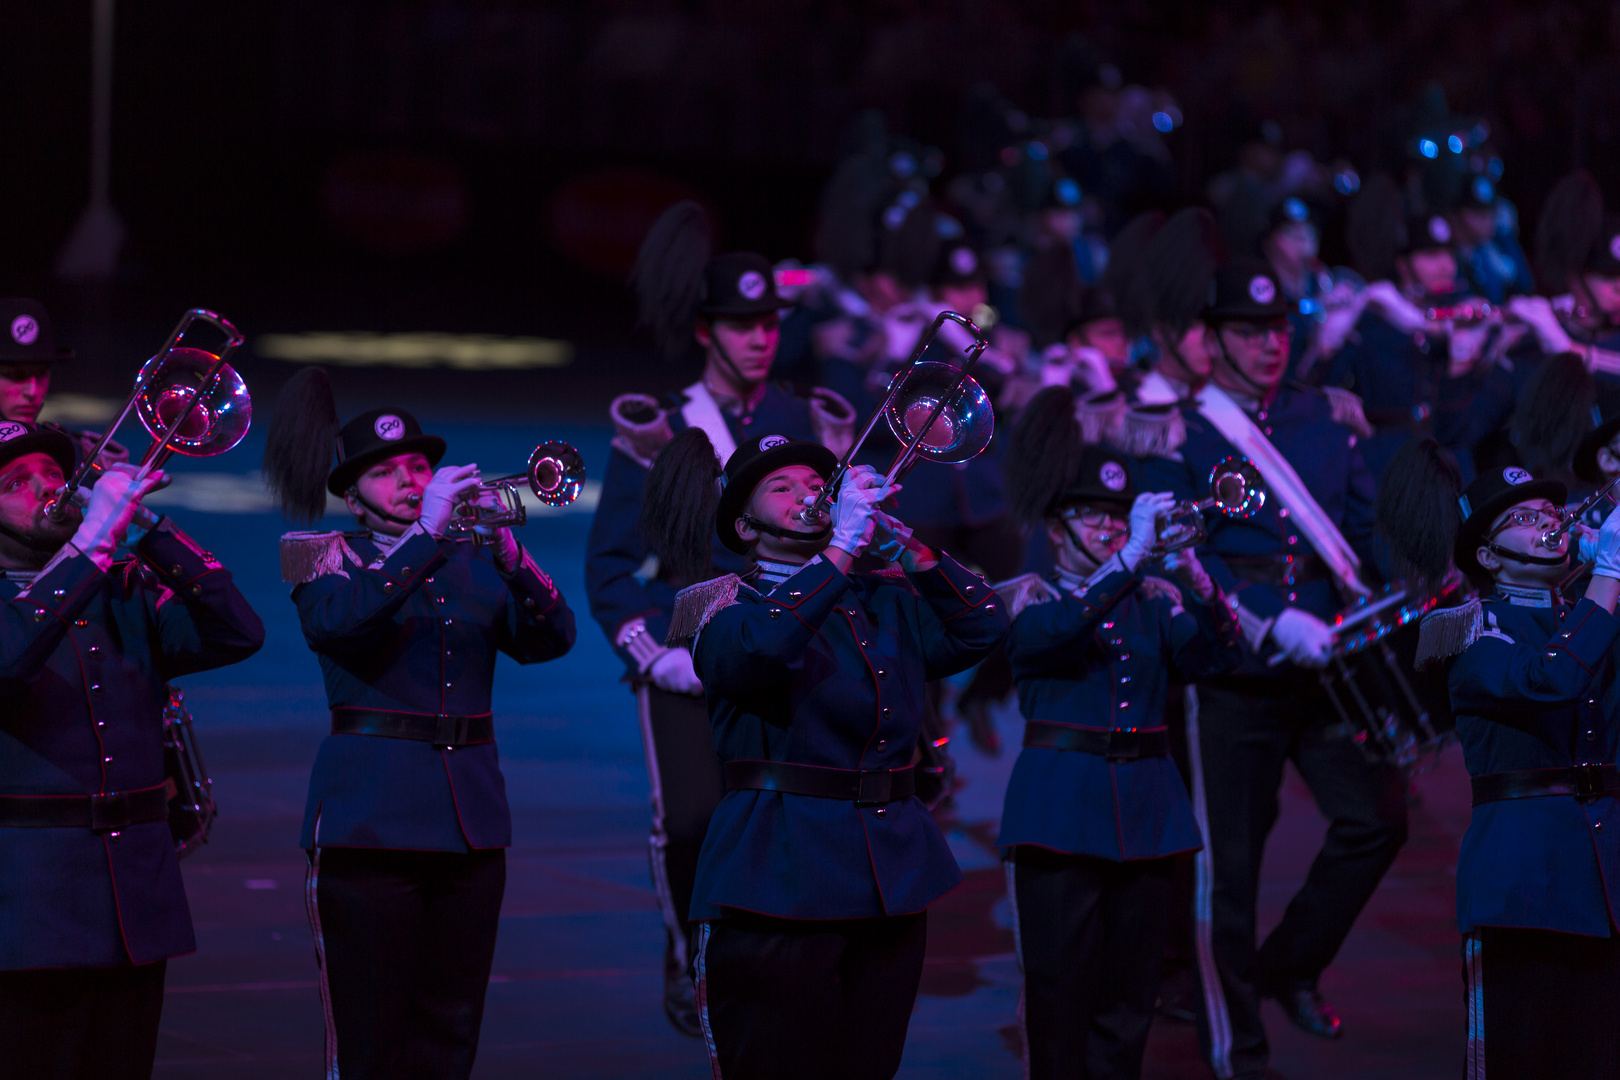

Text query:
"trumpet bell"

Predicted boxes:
[[527, 440, 586, 507], [135, 347, 252, 458], [882, 361, 994, 464], [1207, 456, 1266, 518]]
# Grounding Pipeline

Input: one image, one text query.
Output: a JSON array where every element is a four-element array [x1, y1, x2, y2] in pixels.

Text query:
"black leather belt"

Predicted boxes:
[[724, 760, 916, 806], [1222, 554, 1332, 588], [331, 709, 495, 746], [1471, 764, 1620, 807], [1023, 721, 1170, 761], [0, 781, 172, 830]]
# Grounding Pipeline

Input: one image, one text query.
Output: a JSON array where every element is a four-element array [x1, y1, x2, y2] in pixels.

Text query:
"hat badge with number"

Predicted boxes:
[[758, 435, 789, 452], [1428, 216, 1452, 244], [950, 247, 979, 276], [1609, 234, 1620, 263], [1502, 466, 1532, 485], [10, 316, 38, 346], [1248, 275, 1277, 304], [374, 414, 406, 441], [0, 421, 26, 442], [737, 270, 767, 301], [1099, 461, 1128, 491]]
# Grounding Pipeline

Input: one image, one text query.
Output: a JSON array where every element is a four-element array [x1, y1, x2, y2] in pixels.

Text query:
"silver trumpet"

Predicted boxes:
[[408, 441, 586, 541], [1150, 456, 1268, 555]]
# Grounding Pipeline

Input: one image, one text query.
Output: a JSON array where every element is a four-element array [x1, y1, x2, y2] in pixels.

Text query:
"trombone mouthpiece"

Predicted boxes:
[[405, 493, 423, 508]]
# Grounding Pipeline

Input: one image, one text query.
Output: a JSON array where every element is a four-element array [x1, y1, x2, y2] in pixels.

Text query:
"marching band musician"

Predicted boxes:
[[0, 298, 127, 472], [996, 390, 1244, 1080], [584, 200, 855, 1035], [1383, 440, 1620, 1077], [1136, 259, 1404, 1080], [263, 369, 576, 1080], [646, 427, 1008, 1079], [0, 422, 264, 1079]]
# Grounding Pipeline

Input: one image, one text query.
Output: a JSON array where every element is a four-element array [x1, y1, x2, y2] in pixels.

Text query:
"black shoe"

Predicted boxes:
[[663, 968, 703, 1038], [1264, 981, 1341, 1039]]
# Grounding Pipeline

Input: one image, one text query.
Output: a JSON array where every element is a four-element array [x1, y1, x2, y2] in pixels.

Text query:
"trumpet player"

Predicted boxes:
[[585, 201, 856, 1034], [1137, 260, 1401, 1079], [643, 427, 1007, 1080], [1385, 441, 1620, 1078], [263, 368, 576, 1080], [0, 422, 264, 1079], [996, 391, 1244, 1080]]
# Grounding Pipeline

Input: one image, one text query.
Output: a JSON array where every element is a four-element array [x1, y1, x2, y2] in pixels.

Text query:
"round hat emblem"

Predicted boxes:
[[737, 270, 767, 301], [1248, 275, 1277, 305], [1428, 216, 1452, 244], [1608, 234, 1620, 263], [949, 247, 978, 276], [374, 414, 406, 441], [0, 422, 25, 442], [757, 435, 789, 452], [10, 316, 38, 346], [1099, 461, 1128, 491], [1502, 466, 1532, 485]]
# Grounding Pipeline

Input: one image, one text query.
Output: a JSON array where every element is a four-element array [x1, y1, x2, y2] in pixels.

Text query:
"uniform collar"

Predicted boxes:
[[1493, 581, 1557, 608], [754, 555, 822, 591]]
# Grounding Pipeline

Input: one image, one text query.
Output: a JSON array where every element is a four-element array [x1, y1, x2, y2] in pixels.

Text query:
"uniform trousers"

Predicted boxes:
[[308, 846, 505, 1080], [1463, 925, 1620, 1080], [636, 684, 727, 973], [1011, 846, 1175, 1080], [697, 910, 928, 1080], [1192, 678, 1408, 1078], [0, 959, 167, 1080]]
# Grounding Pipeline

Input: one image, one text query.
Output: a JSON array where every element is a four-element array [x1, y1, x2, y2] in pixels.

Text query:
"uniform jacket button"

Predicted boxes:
[[383, 582, 396, 592], [769, 608, 781, 619], [53, 589, 65, 598], [190, 585, 203, 596], [1588, 730, 1597, 742], [172, 564, 184, 575], [524, 597, 537, 609], [876, 669, 887, 680], [789, 590, 802, 599], [877, 739, 887, 750], [965, 584, 976, 595], [443, 618, 453, 627], [1119, 701, 1131, 710], [90, 684, 102, 695], [400, 567, 411, 576], [874, 807, 887, 818], [882, 708, 891, 718]]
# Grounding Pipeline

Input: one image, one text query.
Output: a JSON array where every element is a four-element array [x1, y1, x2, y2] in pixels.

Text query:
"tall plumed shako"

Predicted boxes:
[[262, 366, 342, 526], [1345, 172, 1406, 282], [1375, 438, 1465, 591], [639, 426, 724, 587], [1534, 170, 1605, 295], [1123, 208, 1217, 340], [630, 202, 715, 361], [1003, 386, 1090, 524], [1508, 351, 1595, 479]]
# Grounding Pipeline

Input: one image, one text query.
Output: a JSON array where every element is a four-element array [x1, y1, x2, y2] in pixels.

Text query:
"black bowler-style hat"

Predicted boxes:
[[0, 420, 77, 475], [1206, 259, 1293, 322], [326, 407, 447, 496], [1575, 389, 1620, 483], [715, 433, 838, 553], [698, 253, 795, 318], [1584, 215, 1620, 276], [0, 299, 75, 364], [1453, 463, 1567, 580], [1401, 212, 1455, 255], [1052, 444, 1136, 517]]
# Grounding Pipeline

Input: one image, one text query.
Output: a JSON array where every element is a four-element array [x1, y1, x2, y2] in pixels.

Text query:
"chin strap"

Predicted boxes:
[[348, 487, 418, 528], [1213, 335, 1273, 400], [1484, 541, 1568, 567], [740, 514, 832, 545], [1061, 520, 1113, 573]]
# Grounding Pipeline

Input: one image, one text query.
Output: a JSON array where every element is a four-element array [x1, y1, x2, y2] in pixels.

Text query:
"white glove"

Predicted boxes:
[[71, 465, 166, 569], [829, 465, 895, 557], [1270, 607, 1335, 669], [1117, 492, 1177, 571], [649, 647, 703, 696], [1506, 294, 1575, 355], [1162, 549, 1215, 601], [417, 464, 484, 537], [1593, 509, 1620, 581]]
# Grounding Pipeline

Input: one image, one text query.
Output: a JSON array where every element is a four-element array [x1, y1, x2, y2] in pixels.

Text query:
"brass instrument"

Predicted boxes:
[[45, 309, 250, 522], [162, 686, 216, 858], [437, 440, 587, 540], [797, 311, 994, 525], [1151, 455, 1267, 555]]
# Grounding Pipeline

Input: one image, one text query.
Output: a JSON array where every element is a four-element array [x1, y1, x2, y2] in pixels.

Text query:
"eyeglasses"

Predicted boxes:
[[1063, 506, 1127, 528], [1489, 506, 1568, 536]]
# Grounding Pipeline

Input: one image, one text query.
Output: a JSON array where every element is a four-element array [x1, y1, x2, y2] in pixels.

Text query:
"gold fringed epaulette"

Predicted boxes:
[[1414, 597, 1484, 670], [1111, 403, 1186, 459], [666, 574, 744, 645], [279, 531, 360, 585], [1321, 385, 1374, 439], [993, 572, 1062, 619]]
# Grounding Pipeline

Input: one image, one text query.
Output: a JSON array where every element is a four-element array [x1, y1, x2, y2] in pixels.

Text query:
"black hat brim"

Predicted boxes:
[[1575, 417, 1620, 484], [698, 296, 796, 318], [0, 347, 74, 365], [1207, 301, 1293, 322], [327, 434, 448, 496], [716, 442, 838, 554], [1453, 478, 1568, 579], [0, 428, 78, 476]]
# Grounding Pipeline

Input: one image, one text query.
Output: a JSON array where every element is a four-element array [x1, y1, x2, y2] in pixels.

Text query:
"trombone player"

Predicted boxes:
[[0, 422, 264, 1079], [263, 369, 576, 1080]]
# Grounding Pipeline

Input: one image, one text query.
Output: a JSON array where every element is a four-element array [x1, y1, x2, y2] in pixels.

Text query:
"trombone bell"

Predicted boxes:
[[882, 361, 994, 465], [135, 347, 252, 463]]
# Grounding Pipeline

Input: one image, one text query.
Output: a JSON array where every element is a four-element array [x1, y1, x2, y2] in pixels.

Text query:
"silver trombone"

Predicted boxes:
[[46, 309, 249, 522], [797, 310, 994, 525]]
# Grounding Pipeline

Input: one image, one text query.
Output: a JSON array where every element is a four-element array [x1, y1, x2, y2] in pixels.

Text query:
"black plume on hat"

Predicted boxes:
[[1376, 437, 1465, 590], [1123, 208, 1217, 339], [1020, 242, 1084, 349], [640, 427, 724, 586], [1509, 352, 1595, 478], [262, 367, 343, 526], [1346, 172, 1406, 281], [631, 202, 714, 360], [1003, 386, 1132, 522], [1535, 171, 1605, 295]]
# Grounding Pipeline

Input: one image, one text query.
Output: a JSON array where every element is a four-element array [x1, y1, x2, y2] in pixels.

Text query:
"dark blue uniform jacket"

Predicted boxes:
[[1137, 385, 1377, 678], [0, 519, 263, 969], [293, 527, 574, 852], [997, 567, 1244, 860], [1433, 588, 1620, 937], [586, 383, 817, 676], [686, 555, 1008, 920]]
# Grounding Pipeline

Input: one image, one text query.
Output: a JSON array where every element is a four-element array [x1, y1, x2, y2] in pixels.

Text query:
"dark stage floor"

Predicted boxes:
[[62, 366, 1468, 1079]]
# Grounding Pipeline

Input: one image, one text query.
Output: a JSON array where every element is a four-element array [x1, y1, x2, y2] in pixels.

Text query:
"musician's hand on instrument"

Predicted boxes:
[[1119, 492, 1177, 570], [1593, 509, 1620, 582], [72, 464, 167, 568], [1270, 607, 1334, 668], [1163, 549, 1215, 602], [648, 647, 703, 696], [1576, 522, 1601, 568], [1506, 294, 1575, 355], [829, 466, 895, 558], [418, 463, 483, 536], [1363, 280, 1430, 333]]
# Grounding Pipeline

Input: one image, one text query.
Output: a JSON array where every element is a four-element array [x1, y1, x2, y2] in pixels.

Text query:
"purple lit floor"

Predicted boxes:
[[145, 417, 1466, 1079]]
